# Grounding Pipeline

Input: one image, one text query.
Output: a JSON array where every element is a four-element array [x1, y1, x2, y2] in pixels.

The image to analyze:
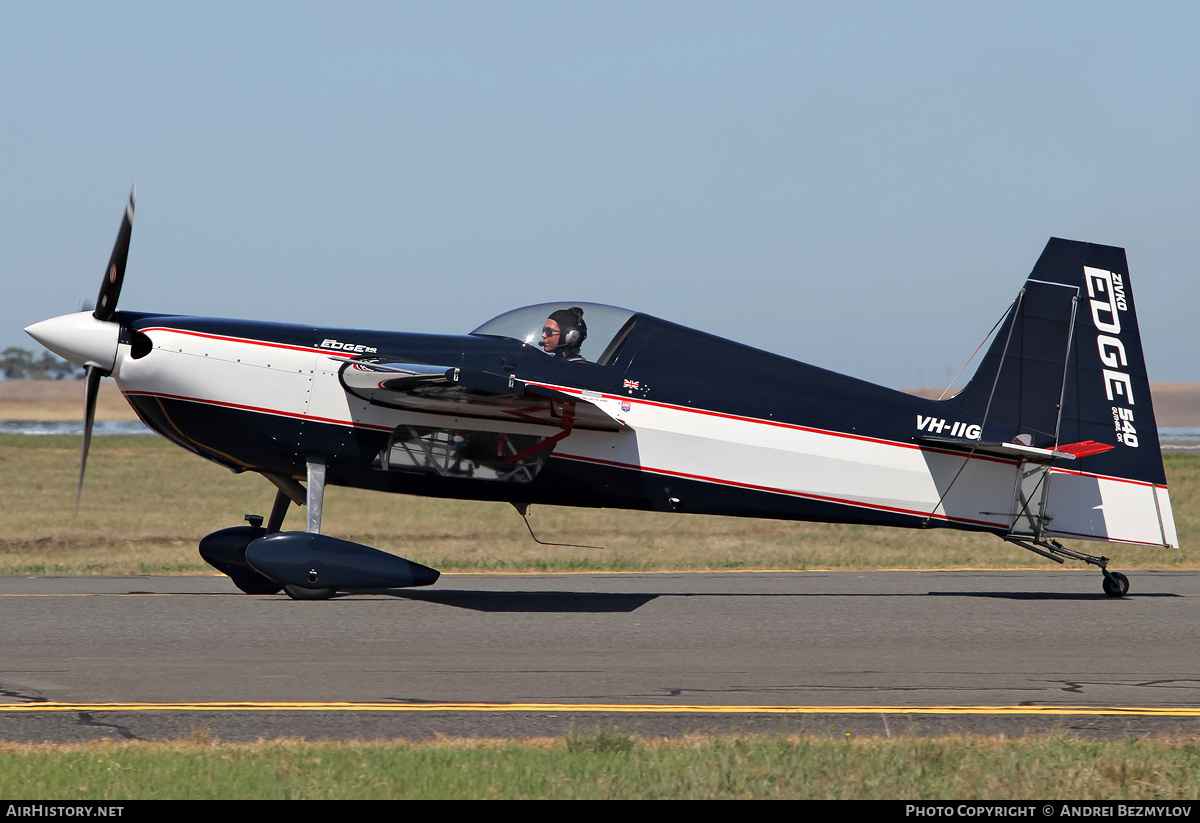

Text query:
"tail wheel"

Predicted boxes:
[[1102, 572, 1130, 598]]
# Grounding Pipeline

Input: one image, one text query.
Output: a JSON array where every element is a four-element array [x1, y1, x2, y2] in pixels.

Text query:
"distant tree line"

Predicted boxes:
[[1, 347, 83, 380]]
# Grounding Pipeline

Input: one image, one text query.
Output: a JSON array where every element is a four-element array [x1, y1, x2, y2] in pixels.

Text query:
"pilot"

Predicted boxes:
[[540, 307, 588, 362]]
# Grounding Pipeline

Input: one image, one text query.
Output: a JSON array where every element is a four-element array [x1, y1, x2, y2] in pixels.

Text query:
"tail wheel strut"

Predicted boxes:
[[1005, 536, 1130, 598]]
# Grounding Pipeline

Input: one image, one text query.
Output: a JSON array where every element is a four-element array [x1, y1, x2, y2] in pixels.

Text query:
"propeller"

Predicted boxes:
[[77, 364, 104, 510], [77, 186, 136, 508], [95, 188, 135, 321]]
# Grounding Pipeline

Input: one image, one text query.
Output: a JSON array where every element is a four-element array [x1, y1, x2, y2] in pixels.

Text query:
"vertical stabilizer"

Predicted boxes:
[[951, 239, 1177, 547]]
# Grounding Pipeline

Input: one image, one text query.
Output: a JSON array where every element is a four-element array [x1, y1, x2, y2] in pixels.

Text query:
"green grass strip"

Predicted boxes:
[[1, 732, 1199, 799]]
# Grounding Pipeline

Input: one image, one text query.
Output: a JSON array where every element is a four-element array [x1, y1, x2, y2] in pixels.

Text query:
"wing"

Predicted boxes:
[[337, 357, 629, 432]]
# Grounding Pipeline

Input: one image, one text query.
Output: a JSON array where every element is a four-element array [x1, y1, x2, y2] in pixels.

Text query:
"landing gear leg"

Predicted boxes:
[[1005, 536, 1131, 598], [305, 460, 325, 535], [283, 461, 336, 601], [266, 488, 290, 534]]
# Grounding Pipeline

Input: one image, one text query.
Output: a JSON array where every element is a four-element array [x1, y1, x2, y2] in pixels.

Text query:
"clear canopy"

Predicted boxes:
[[470, 302, 637, 364]]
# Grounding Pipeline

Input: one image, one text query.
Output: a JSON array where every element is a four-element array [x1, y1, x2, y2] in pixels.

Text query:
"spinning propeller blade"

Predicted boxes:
[[77, 365, 104, 511], [94, 187, 135, 322], [76, 187, 135, 507]]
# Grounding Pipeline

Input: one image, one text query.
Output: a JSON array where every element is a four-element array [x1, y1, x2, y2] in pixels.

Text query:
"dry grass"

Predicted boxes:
[[1, 434, 1195, 575], [0, 379, 137, 421]]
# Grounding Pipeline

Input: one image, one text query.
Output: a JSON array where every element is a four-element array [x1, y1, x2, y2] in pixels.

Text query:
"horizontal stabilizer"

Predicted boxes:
[[920, 435, 1075, 461], [919, 436, 1115, 462], [1054, 440, 1115, 459]]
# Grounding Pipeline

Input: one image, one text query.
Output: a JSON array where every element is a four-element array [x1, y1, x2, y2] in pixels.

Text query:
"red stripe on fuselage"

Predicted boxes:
[[127, 329, 1163, 492], [138, 327, 363, 359]]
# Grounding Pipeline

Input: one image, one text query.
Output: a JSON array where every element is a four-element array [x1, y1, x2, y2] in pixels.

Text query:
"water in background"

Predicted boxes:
[[1161, 428, 1200, 449], [0, 420, 152, 435], [4, 419, 1199, 449]]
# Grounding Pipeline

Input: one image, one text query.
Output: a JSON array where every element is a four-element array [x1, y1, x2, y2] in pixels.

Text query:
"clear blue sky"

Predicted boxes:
[[4, 1, 1198, 388]]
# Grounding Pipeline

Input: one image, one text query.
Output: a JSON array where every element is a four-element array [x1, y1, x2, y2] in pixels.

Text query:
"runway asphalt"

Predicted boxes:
[[1, 569, 1198, 742]]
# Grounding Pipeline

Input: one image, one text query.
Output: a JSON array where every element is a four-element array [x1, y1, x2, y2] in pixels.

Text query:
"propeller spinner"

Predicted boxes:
[[24, 187, 136, 509]]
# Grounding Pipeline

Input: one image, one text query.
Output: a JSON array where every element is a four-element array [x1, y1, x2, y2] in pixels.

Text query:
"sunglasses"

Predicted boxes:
[[541, 327, 560, 337]]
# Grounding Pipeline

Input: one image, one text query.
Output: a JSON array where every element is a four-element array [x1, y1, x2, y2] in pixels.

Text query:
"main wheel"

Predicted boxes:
[[229, 571, 283, 595], [1102, 571, 1130, 598], [284, 585, 337, 600]]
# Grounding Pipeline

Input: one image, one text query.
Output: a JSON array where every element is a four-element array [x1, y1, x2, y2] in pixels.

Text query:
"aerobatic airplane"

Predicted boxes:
[[26, 189, 1178, 599]]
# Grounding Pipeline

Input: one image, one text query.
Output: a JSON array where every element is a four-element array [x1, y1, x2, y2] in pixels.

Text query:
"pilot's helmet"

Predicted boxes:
[[548, 307, 587, 349]]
